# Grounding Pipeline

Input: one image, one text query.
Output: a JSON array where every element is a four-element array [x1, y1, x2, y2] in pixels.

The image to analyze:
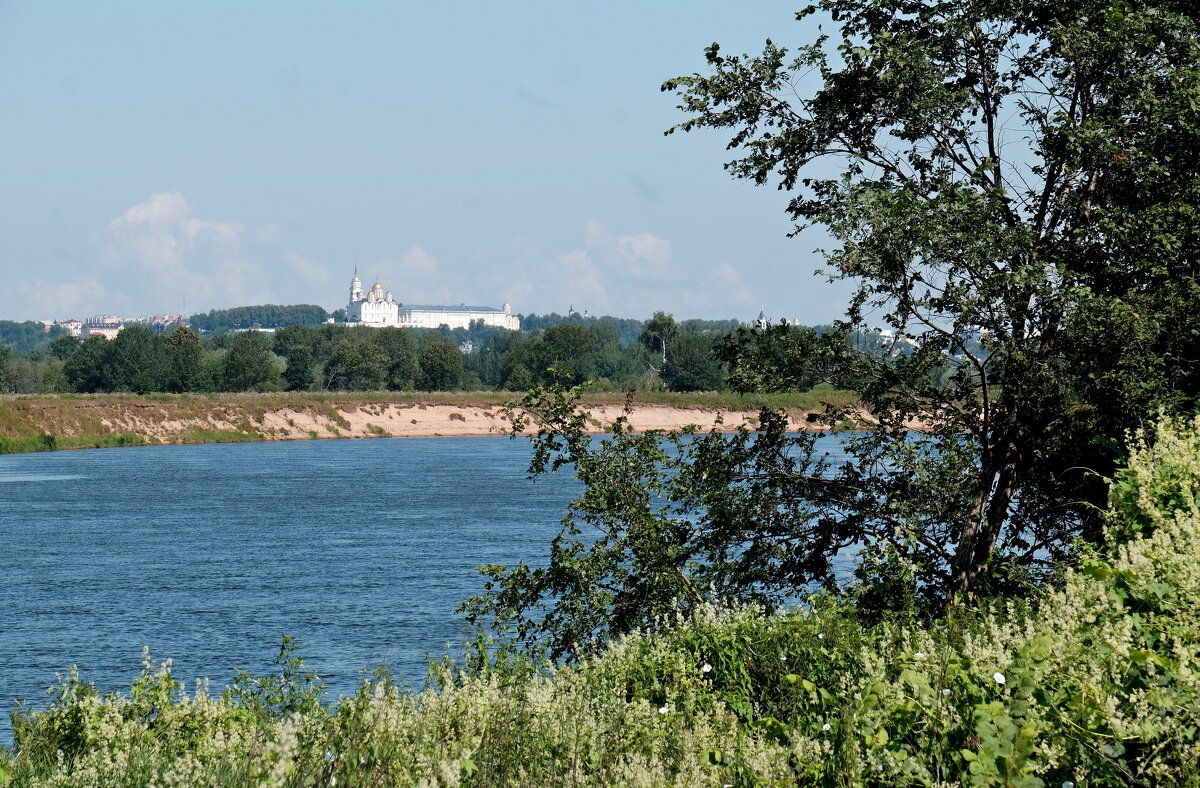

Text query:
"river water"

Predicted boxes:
[[0, 433, 849, 743]]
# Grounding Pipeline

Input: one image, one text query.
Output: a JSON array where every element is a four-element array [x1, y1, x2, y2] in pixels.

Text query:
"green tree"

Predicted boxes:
[[48, 334, 80, 362], [539, 323, 596, 385], [190, 304, 329, 333], [162, 326, 208, 392], [0, 320, 59, 354], [500, 335, 543, 390], [464, 386, 831, 659], [0, 344, 9, 392], [220, 332, 282, 392], [4, 355, 47, 393], [63, 336, 111, 393], [638, 311, 678, 370], [374, 327, 420, 391], [716, 323, 854, 393], [464, 332, 511, 389], [503, 362, 534, 392], [592, 322, 652, 388], [324, 335, 387, 391], [467, 0, 1200, 657], [103, 325, 170, 393], [272, 325, 324, 359], [661, 331, 724, 392], [283, 346, 315, 392], [417, 341, 463, 391], [661, 0, 1200, 600]]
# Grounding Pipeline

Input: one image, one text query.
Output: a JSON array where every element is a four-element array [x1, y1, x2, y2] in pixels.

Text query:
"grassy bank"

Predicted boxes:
[[0, 387, 859, 454], [3, 415, 1198, 786]]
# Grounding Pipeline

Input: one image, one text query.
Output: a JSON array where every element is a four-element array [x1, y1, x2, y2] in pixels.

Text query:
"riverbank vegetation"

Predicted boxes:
[[0, 388, 859, 454], [3, 415, 1199, 786]]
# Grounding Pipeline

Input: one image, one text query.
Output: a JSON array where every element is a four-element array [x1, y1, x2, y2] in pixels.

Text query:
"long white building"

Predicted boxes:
[[345, 269, 520, 331]]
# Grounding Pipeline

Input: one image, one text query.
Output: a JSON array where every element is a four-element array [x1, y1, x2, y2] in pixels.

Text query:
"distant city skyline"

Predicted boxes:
[[0, 2, 855, 324]]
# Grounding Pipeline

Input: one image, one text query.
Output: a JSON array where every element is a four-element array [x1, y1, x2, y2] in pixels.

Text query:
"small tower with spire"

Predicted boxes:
[[349, 262, 364, 304], [756, 306, 769, 330]]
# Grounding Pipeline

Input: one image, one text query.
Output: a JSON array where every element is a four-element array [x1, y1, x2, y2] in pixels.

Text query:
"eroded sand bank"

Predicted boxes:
[[130, 402, 817, 442], [1, 394, 859, 450]]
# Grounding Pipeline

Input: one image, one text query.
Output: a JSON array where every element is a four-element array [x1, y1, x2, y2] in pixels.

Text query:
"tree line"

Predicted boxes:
[[188, 304, 332, 334], [1, 312, 861, 395]]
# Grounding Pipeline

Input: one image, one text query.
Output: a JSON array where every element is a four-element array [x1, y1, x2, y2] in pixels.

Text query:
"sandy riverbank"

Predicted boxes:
[[0, 393, 845, 451], [245, 401, 799, 440]]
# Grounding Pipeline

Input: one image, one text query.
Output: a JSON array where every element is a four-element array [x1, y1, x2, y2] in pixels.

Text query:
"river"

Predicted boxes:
[[0, 433, 850, 744]]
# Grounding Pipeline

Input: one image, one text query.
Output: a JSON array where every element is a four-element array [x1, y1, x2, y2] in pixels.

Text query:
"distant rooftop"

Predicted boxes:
[[405, 304, 505, 312]]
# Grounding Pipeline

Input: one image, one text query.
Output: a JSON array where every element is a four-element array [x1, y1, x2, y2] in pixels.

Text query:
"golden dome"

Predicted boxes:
[[352, 273, 360, 282]]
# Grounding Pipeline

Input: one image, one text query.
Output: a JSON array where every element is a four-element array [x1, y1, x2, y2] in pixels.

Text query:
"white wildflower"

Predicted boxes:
[[914, 651, 925, 660], [822, 723, 831, 731], [1062, 782, 1075, 788], [701, 663, 712, 673], [993, 672, 1006, 685], [817, 632, 825, 639], [942, 688, 951, 696], [658, 705, 668, 714]]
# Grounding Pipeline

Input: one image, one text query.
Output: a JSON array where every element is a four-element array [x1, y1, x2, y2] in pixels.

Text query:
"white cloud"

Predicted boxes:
[[287, 252, 335, 293], [109, 191, 190, 228], [712, 262, 753, 305], [368, 246, 455, 305], [18, 277, 107, 318], [397, 246, 438, 276], [507, 223, 776, 319], [553, 249, 608, 308], [584, 219, 611, 248], [615, 231, 672, 278], [553, 222, 678, 311], [104, 192, 267, 312], [499, 222, 685, 317], [179, 217, 241, 244], [578, 220, 674, 280]]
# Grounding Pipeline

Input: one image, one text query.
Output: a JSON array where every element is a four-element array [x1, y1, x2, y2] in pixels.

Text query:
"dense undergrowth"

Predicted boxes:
[[3, 415, 1199, 786]]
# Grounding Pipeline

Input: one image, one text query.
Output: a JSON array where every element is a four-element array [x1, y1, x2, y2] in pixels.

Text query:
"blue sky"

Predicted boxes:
[[0, 2, 854, 323]]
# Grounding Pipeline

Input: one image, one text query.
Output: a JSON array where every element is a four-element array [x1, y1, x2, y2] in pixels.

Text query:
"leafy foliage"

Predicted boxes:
[[323, 334, 388, 391], [417, 340, 464, 391], [656, 0, 1200, 600], [219, 332, 282, 392], [661, 332, 724, 392], [102, 325, 171, 394], [461, 384, 852, 659], [717, 322, 865, 394], [189, 304, 330, 333], [0, 321, 64, 354]]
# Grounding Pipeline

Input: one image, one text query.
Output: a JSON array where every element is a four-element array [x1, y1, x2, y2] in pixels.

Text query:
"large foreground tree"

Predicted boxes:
[[465, 0, 1200, 657]]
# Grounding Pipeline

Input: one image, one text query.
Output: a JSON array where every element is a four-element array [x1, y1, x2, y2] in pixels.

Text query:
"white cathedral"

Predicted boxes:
[[345, 269, 520, 331]]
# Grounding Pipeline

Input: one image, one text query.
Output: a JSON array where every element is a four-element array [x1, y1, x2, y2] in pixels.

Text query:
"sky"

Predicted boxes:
[[0, 1, 855, 324]]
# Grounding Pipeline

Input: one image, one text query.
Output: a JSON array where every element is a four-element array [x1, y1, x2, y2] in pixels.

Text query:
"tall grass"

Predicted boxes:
[[0, 435, 56, 454]]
